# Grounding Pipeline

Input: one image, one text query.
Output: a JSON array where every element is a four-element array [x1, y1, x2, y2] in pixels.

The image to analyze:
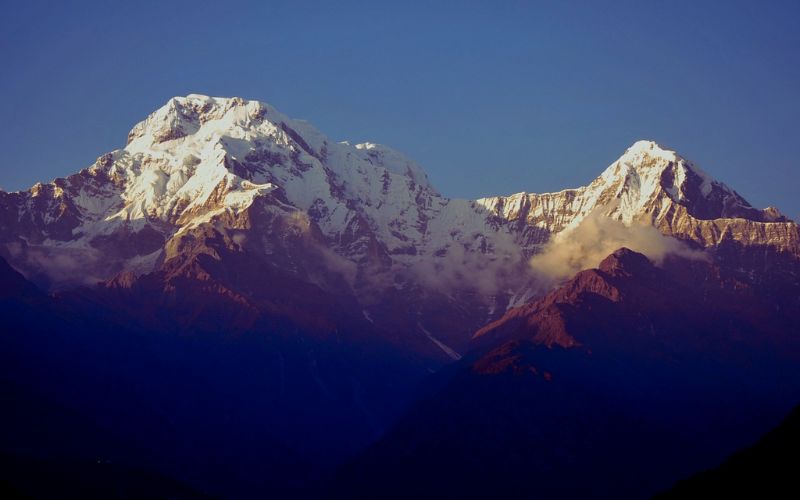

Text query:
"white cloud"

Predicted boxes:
[[529, 210, 707, 286]]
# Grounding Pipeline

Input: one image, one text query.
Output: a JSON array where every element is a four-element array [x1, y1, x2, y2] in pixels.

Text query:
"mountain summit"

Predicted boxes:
[[0, 95, 797, 353], [2, 96, 800, 498]]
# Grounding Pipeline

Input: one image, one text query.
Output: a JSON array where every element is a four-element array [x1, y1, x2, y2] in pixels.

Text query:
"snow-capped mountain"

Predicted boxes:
[[0, 95, 441, 289], [3, 96, 800, 499], [477, 139, 794, 252], [0, 95, 798, 353]]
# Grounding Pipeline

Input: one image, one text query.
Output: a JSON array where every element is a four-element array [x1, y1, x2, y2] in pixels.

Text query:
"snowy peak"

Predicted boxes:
[[600, 140, 785, 222], [620, 139, 683, 163], [127, 95, 274, 148], [602, 139, 715, 202], [124, 95, 436, 191], [0, 98, 797, 298], [610, 140, 715, 194]]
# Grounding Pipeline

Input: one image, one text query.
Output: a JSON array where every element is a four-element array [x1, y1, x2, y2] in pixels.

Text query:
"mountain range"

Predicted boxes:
[[1, 95, 799, 498]]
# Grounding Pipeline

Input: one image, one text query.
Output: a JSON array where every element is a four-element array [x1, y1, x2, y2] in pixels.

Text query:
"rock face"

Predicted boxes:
[[0, 95, 798, 355]]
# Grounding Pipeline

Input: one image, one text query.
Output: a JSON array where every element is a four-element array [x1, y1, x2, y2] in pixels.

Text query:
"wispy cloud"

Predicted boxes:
[[529, 210, 707, 287]]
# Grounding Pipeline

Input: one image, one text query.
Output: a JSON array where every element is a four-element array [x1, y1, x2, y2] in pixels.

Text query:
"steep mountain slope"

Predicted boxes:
[[1, 95, 798, 355], [0, 255, 425, 497], [331, 249, 800, 499], [658, 402, 800, 498]]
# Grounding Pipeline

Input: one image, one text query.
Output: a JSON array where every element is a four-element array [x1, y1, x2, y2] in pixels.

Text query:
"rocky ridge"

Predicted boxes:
[[0, 95, 797, 353]]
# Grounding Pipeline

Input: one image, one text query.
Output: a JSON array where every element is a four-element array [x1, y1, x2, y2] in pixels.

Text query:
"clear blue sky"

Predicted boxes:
[[2, 0, 799, 217]]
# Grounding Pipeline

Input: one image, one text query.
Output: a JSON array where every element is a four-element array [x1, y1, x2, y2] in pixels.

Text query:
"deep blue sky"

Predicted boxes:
[[2, 0, 799, 216]]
